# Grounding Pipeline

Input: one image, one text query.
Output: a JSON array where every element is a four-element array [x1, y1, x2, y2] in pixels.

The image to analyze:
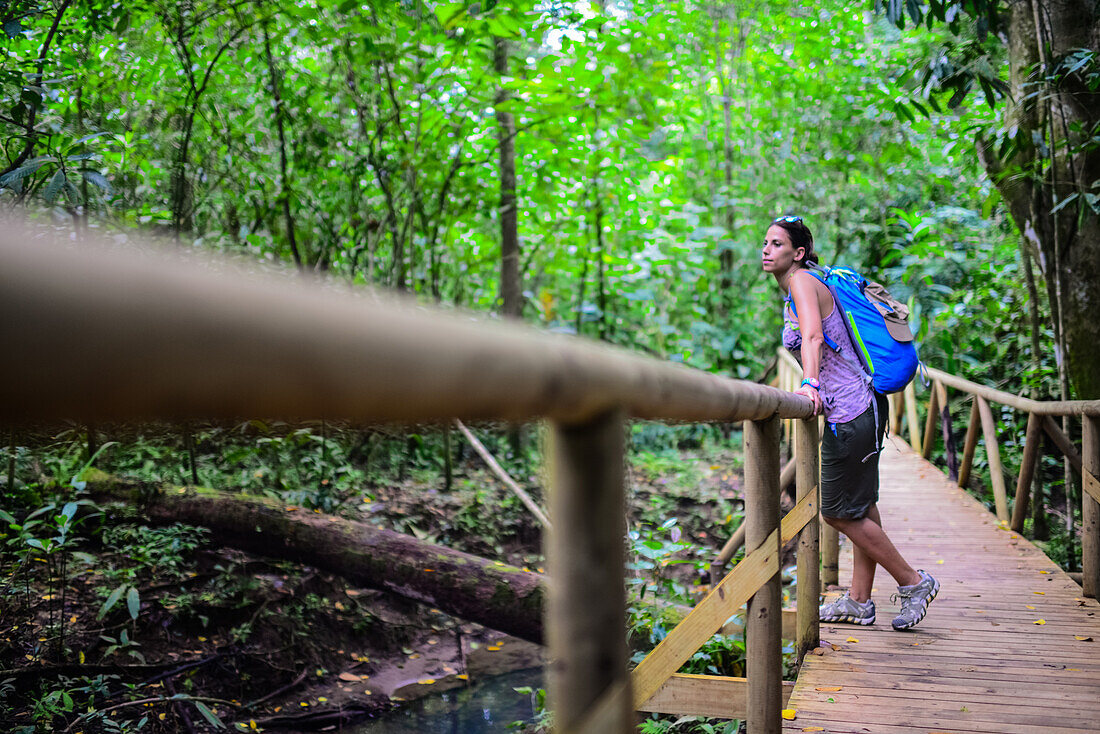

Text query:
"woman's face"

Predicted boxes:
[[761, 224, 804, 275]]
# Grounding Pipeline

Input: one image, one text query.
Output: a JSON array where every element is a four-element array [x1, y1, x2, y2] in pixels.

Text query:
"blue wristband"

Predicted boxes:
[[800, 378, 820, 390]]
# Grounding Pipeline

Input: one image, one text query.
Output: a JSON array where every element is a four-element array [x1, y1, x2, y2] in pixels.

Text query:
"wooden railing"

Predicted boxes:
[[0, 225, 818, 734], [776, 348, 1100, 599]]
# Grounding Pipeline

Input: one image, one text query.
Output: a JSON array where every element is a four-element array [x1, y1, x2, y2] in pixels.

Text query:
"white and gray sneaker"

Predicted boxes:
[[819, 593, 876, 625], [891, 570, 940, 631]]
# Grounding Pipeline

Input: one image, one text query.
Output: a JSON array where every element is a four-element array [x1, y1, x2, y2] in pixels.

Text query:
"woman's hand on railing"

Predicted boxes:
[[794, 385, 822, 415]]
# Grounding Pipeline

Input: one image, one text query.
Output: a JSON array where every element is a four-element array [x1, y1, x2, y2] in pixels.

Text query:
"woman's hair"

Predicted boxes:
[[771, 216, 818, 268]]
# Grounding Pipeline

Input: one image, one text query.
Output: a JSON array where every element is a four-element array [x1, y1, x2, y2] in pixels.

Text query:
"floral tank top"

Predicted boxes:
[[782, 294, 873, 424]]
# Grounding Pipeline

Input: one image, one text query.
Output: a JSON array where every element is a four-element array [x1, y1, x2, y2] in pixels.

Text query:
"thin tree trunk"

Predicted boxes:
[[263, 23, 303, 271], [494, 38, 521, 320]]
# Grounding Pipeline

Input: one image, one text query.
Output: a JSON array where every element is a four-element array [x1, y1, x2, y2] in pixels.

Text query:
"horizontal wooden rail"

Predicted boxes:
[[0, 224, 813, 426], [926, 367, 1100, 417], [638, 674, 794, 719]]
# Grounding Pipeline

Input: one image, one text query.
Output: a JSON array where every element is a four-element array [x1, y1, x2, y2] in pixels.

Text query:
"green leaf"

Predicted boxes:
[[0, 509, 17, 526], [0, 158, 53, 188], [81, 170, 112, 193], [99, 585, 126, 619], [192, 701, 225, 729], [434, 3, 467, 29], [44, 169, 66, 205], [126, 585, 141, 620]]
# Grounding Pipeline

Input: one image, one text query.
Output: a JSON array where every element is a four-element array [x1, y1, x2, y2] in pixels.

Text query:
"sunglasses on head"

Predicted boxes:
[[773, 215, 803, 224]]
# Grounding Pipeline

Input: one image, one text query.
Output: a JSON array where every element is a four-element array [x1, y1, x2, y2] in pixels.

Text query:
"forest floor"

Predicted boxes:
[[1, 430, 754, 733]]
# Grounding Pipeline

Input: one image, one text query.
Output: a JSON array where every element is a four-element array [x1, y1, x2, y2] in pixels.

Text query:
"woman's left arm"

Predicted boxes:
[[789, 271, 824, 414]]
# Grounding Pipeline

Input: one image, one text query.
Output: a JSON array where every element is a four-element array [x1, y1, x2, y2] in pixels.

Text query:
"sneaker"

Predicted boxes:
[[819, 593, 876, 625], [891, 570, 940, 631]]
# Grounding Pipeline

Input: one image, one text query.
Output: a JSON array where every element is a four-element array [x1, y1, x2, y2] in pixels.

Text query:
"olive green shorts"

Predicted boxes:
[[820, 393, 888, 520]]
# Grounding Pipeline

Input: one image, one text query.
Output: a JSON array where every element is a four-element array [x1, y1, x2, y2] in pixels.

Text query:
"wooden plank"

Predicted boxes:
[[976, 395, 1010, 522], [924, 365, 1100, 417], [1084, 467, 1100, 505], [638, 674, 794, 719], [630, 529, 780, 708], [779, 484, 817, 544]]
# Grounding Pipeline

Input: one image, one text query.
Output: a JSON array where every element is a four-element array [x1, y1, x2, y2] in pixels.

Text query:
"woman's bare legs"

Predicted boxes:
[[825, 503, 920, 603]]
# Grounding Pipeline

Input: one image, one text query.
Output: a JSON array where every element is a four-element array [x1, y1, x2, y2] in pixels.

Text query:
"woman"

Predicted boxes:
[[761, 215, 938, 631]]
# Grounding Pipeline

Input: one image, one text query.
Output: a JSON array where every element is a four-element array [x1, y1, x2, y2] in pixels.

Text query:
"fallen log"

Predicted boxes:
[[82, 471, 545, 644]]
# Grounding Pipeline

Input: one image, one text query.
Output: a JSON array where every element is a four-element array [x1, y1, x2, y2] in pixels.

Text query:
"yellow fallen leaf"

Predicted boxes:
[[457, 674, 469, 680], [418, 678, 435, 685], [814, 686, 842, 692], [486, 645, 502, 651], [801, 728, 825, 732], [1039, 570, 1051, 574], [1074, 635, 1093, 641], [845, 637, 859, 643], [408, 653, 421, 659], [1067, 668, 1082, 671], [363, 689, 372, 695], [1033, 591, 1046, 595], [1033, 619, 1046, 625], [781, 709, 797, 720], [285, 506, 298, 512], [1025, 605, 1036, 610], [936, 559, 945, 564], [317, 697, 328, 703]]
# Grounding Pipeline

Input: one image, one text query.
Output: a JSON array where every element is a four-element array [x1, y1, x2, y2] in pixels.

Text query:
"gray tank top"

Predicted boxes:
[[782, 293, 873, 424]]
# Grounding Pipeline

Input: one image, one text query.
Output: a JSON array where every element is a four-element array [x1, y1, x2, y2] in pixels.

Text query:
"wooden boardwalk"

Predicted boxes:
[[783, 436, 1100, 734]]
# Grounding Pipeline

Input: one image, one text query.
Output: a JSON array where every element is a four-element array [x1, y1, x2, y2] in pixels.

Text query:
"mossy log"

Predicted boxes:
[[83, 471, 545, 644]]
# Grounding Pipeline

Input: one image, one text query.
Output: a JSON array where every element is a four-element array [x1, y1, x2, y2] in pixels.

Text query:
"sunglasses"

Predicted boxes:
[[772, 215, 803, 224]]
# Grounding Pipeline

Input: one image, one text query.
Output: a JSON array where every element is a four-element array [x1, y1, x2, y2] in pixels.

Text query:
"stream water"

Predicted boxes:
[[351, 668, 545, 733]]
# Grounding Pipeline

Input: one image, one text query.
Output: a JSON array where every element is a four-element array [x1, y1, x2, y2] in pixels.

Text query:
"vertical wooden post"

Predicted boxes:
[[546, 410, 632, 734], [958, 398, 980, 488], [887, 392, 902, 435], [975, 396, 1010, 523], [1082, 415, 1100, 599], [1011, 413, 1044, 533], [937, 381, 959, 480], [744, 417, 781, 734], [904, 381, 922, 453], [922, 381, 940, 459], [795, 417, 820, 663]]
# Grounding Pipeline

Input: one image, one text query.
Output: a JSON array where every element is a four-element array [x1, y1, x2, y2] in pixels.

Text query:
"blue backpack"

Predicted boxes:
[[791, 265, 919, 394]]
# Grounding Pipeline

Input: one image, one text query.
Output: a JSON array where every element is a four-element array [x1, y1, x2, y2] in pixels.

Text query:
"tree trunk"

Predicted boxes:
[[494, 37, 521, 321], [979, 0, 1100, 400], [84, 472, 545, 644]]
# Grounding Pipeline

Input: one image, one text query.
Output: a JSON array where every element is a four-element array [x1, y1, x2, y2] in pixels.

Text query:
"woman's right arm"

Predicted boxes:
[[789, 271, 824, 414]]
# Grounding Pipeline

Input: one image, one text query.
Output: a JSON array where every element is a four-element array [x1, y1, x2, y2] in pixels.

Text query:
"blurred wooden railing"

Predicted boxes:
[[0, 225, 817, 734], [775, 348, 1100, 599]]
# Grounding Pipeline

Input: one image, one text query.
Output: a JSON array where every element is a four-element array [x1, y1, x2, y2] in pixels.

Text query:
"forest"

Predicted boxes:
[[1, 0, 1098, 731]]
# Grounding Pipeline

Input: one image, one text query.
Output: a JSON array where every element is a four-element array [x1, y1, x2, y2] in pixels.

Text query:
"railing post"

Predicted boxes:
[[904, 381, 922, 453], [744, 416, 781, 734], [1011, 412, 1043, 533], [959, 397, 980, 488], [922, 380, 941, 459], [1083, 416, 1100, 599], [976, 396, 1010, 523], [795, 416, 820, 663], [546, 410, 632, 734]]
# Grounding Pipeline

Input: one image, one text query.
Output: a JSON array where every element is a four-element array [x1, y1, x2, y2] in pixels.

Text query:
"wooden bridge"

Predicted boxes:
[[785, 436, 1100, 733], [2, 223, 1099, 733]]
